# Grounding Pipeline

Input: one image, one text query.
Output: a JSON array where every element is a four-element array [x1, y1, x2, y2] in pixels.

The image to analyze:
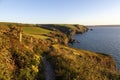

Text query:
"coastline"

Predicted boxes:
[[0, 22, 119, 80]]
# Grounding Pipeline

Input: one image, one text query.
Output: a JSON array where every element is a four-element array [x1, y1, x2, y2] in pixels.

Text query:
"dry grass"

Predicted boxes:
[[47, 44, 120, 80]]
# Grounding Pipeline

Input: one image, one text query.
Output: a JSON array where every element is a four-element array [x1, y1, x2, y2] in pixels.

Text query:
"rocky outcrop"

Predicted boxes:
[[37, 24, 88, 45], [74, 24, 88, 34]]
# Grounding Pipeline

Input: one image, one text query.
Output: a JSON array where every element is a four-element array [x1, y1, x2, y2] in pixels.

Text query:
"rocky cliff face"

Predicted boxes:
[[38, 24, 88, 45], [72, 25, 88, 35]]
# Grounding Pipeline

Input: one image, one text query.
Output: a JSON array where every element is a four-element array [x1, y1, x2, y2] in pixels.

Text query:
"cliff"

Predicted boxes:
[[47, 44, 118, 80], [0, 22, 119, 80], [37, 24, 88, 44]]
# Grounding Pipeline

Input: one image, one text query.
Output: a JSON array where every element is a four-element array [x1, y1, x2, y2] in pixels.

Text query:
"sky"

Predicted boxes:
[[0, 0, 120, 25]]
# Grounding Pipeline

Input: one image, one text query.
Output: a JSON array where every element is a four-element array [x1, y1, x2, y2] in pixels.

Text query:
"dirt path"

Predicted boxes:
[[42, 55, 55, 80]]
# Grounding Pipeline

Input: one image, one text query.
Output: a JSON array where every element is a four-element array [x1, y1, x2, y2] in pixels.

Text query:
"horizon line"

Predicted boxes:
[[0, 21, 120, 26]]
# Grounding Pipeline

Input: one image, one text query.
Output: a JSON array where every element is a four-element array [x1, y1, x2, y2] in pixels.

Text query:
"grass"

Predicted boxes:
[[47, 44, 120, 80], [22, 27, 51, 35], [0, 26, 46, 80], [31, 35, 50, 39], [0, 22, 52, 39], [22, 27, 52, 39], [54, 24, 77, 30], [0, 22, 119, 80]]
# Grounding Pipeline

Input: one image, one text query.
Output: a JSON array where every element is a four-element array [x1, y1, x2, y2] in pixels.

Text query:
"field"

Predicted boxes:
[[22, 26, 52, 39]]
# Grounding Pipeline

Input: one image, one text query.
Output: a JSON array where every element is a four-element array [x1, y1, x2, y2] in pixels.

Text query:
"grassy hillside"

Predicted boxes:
[[0, 22, 119, 80], [47, 44, 120, 80], [0, 24, 46, 80]]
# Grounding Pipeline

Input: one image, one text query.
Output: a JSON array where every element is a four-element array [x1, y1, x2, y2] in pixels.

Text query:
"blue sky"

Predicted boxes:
[[0, 0, 120, 25]]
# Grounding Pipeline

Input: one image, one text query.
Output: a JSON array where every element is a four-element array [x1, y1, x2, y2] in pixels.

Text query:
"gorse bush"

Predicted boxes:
[[0, 24, 45, 80], [0, 49, 14, 80]]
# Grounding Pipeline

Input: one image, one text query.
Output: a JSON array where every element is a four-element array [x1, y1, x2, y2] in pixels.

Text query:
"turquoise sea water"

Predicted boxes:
[[71, 27, 120, 69]]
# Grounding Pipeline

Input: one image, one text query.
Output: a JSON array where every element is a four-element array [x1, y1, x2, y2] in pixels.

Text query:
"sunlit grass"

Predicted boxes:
[[55, 24, 77, 30], [48, 44, 119, 80], [22, 27, 52, 39], [31, 35, 50, 39], [22, 27, 51, 35]]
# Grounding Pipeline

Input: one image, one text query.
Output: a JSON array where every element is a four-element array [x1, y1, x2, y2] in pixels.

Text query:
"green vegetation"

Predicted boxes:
[[22, 27, 51, 39], [0, 24, 45, 80], [22, 27, 51, 34], [47, 44, 120, 80], [54, 24, 77, 29], [0, 22, 52, 40], [0, 22, 119, 80]]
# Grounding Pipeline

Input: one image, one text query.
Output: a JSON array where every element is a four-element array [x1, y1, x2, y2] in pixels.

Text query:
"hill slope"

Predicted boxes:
[[0, 22, 119, 80]]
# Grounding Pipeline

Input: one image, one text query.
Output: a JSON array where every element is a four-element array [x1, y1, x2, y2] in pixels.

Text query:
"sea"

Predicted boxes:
[[70, 27, 120, 69]]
